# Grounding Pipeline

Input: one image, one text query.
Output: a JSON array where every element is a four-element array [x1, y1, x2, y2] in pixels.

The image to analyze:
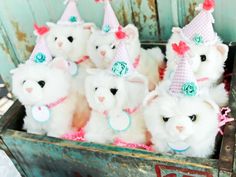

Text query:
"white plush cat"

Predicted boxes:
[[84, 69, 147, 144], [143, 80, 219, 158], [87, 24, 165, 90], [11, 58, 77, 137]]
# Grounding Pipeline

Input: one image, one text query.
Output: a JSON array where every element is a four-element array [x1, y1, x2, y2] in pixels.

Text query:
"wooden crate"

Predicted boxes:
[[0, 43, 236, 177]]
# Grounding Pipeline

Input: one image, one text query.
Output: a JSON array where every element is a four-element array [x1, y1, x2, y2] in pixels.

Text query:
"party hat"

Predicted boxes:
[[28, 24, 52, 64], [180, 0, 217, 45], [109, 41, 134, 77], [57, 0, 84, 25], [169, 41, 198, 97]]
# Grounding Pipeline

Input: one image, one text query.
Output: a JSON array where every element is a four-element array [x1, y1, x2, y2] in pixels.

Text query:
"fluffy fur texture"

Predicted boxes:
[[165, 28, 229, 106], [87, 24, 165, 90], [143, 81, 219, 158], [84, 69, 147, 144], [12, 59, 77, 137], [46, 22, 97, 130], [46, 22, 95, 66]]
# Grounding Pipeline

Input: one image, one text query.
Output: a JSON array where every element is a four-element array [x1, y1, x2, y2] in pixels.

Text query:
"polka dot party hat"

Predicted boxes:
[[169, 41, 198, 97], [28, 24, 52, 64], [57, 0, 84, 25], [109, 40, 135, 77], [180, 0, 217, 45]]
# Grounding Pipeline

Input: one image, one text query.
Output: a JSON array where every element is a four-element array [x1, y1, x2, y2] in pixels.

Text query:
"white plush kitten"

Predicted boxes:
[[143, 81, 219, 158], [46, 22, 97, 130], [12, 58, 77, 137], [84, 69, 147, 144], [87, 24, 165, 90], [165, 28, 229, 106]]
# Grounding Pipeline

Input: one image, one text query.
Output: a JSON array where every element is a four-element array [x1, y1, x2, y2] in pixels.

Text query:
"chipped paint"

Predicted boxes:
[[135, 0, 142, 8], [185, 2, 197, 24], [148, 0, 156, 13], [0, 43, 10, 55], [25, 45, 34, 54], [11, 21, 27, 42], [116, 4, 129, 26]]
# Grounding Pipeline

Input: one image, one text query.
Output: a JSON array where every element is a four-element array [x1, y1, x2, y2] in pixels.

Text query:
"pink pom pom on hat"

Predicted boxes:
[[96, 0, 120, 33], [57, 0, 84, 25], [109, 40, 135, 77], [169, 41, 198, 97], [28, 24, 52, 64], [179, 0, 217, 45]]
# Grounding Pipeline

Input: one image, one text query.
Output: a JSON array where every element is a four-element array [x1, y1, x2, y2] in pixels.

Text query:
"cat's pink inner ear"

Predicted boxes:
[[144, 92, 158, 106], [51, 59, 68, 71], [216, 44, 229, 61], [83, 23, 96, 32], [123, 24, 138, 41]]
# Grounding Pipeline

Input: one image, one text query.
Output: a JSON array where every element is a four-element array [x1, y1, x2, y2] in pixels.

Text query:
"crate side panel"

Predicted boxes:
[[1, 130, 218, 177]]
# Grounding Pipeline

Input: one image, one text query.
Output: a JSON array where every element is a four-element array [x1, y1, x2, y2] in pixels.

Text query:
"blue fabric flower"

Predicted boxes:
[[193, 34, 204, 45], [34, 52, 46, 63], [112, 61, 128, 77], [69, 16, 77, 23], [103, 25, 111, 33], [182, 82, 197, 96]]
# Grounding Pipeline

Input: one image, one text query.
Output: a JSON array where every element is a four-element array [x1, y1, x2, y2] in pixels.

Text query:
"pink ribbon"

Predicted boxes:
[[218, 107, 234, 135], [113, 138, 154, 151], [75, 56, 90, 65], [62, 129, 86, 141], [47, 96, 67, 109]]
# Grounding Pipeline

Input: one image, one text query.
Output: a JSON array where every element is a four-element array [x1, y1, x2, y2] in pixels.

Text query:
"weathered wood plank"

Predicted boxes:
[[129, 0, 159, 41], [1, 129, 218, 177]]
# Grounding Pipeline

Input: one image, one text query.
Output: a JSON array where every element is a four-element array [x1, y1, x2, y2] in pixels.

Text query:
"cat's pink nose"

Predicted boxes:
[[58, 42, 63, 47], [98, 96, 105, 102], [176, 126, 184, 132], [100, 51, 106, 56], [26, 87, 33, 93]]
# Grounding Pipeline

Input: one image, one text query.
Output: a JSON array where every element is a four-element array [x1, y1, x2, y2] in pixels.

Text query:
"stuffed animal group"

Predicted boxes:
[[11, 0, 232, 158]]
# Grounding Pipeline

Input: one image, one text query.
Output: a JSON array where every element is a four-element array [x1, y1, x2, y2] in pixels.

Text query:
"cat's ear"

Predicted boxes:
[[123, 24, 139, 41], [49, 57, 69, 71], [143, 91, 159, 106], [82, 23, 97, 33], [46, 22, 56, 29], [216, 43, 229, 62]]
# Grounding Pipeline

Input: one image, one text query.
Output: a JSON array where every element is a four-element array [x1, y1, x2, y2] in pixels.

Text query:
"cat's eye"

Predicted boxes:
[[95, 87, 98, 91], [110, 88, 118, 95], [38, 80, 45, 88], [189, 114, 197, 122], [67, 36, 74, 43], [54, 37, 57, 41], [111, 45, 116, 49], [162, 117, 169, 122], [22, 80, 26, 84], [95, 46, 99, 49], [200, 55, 207, 62]]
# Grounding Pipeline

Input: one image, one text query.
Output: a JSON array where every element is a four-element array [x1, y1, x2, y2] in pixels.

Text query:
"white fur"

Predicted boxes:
[[84, 70, 147, 144], [12, 59, 77, 137], [143, 81, 219, 157], [87, 24, 165, 90], [165, 28, 229, 106]]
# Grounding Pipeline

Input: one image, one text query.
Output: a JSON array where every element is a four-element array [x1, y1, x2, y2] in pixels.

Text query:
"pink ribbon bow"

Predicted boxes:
[[218, 107, 234, 135]]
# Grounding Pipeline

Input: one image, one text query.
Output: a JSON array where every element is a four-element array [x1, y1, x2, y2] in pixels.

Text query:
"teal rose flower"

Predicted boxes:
[[193, 34, 204, 45], [182, 82, 197, 96], [112, 61, 128, 77], [69, 16, 77, 23], [103, 25, 111, 33], [34, 52, 46, 63]]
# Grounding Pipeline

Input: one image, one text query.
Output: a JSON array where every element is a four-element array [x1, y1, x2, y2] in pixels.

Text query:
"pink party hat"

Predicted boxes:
[[96, 0, 120, 33], [169, 41, 198, 97], [180, 0, 217, 45], [109, 41, 134, 77], [57, 0, 84, 25], [28, 24, 52, 64]]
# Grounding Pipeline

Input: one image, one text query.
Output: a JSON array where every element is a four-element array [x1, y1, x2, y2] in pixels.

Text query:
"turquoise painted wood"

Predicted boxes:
[[1, 0, 236, 87]]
